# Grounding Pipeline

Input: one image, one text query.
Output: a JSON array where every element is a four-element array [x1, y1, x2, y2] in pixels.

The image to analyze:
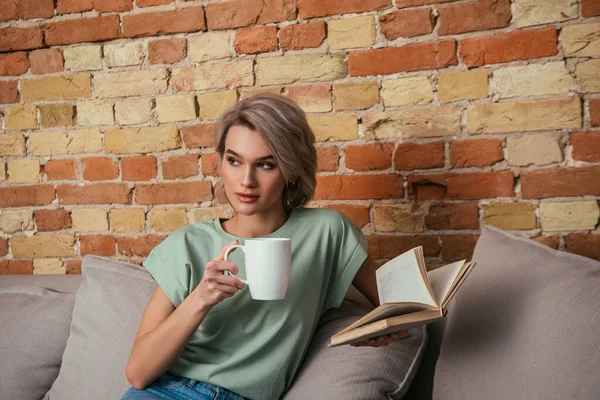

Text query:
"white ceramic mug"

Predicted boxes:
[[224, 238, 291, 300]]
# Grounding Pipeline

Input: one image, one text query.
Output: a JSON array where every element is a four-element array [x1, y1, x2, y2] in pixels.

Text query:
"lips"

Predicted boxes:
[[235, 192, 259, 203]]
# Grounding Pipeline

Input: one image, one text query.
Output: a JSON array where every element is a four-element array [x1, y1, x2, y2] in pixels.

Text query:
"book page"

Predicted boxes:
[[427, 260, 465, 306], [376, 249, 437, 307]]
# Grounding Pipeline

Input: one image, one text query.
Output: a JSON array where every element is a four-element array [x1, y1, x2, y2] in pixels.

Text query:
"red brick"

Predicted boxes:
[[297, 0, 390, 18], [81, 235, 116, 257], [324, 204, 370, 228], [438, 0, 511, 36], [57, 183, 132, 205], [45, 15, 121, 46], [201, 153, 218, 177], [442, 234, 479, 262], [162, 155, 199, 179], [460, 27, 557, 67], [450, 139, 503, 168], [122, 7, 205, 38], [582, 0, 600, 17], [589, 99, 600, 127], [0, 27, 44, 52], [348, 40, 457, 77], [0, 52, 29, 76], [235, 26, 278, 55], [148, 38, 187, 65], [317, 146, 339, 172], [137, 0, 173, 6], [380, 9, 434, 40], [315, 174, 403, 200], [94, 0, 132, 12], [56, 0, 93, 14], [29, 49, 64, 74], [135, 182, 212, 205], [425, 202, 479, 230], [521, 167, 600, 199], [45, 159, 77, 180], [0, 0, 18, 21], [121, 156, 157, 181], [571, 132, 600, 162], [83, 157, 119, 181], [0, 260, 34, 275], [0, 185, 55, 207], [0, 238, 7, 257], [286, 84, 331, 109], [35, 209, 73, 232], [346, 143, 394, 171], [17, 0, 54, 19], [66, 260, 82, 274], [206, 0, 296, 30], [367, 234, 440, 259], [396, 0, 452, 8], [532, 235, 560, 250], [182, 124, 215, 148], [395, 142, 445, 170], [0, 81, 20, 104], [280, 22, 326, 51], [566, 234, 600, 261], [408, 171, 514, 200], [118, 235, 165, 257]]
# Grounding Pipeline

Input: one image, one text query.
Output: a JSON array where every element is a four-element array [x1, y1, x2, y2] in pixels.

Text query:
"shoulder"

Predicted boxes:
[[150, 219, 219, 256], [294, 207, 356, 232]]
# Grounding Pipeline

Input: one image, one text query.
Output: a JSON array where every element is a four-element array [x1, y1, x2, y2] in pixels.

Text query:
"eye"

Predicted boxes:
[[258, 162, 275, 170], [226, 157, 240, 166]]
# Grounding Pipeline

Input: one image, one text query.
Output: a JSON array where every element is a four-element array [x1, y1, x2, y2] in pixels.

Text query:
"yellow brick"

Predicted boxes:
[[467, 97, 581, 134], [373, 204, 426, 233], [239, 87, 282, 101], [33, 259, 66, 275], [363, 107, 461, 139], [438, 69, 488, 104], [482, 203, 536, 230], [77, 100, 114, 126], [172, 60, 253, 92], [104, 42, 144, 67], [513, 0, 577, 28], [7, 159, 41, 184], [188, 206, 231, 224], [256, 54, 346, 86], [30, 128, 102, 156], [115, 98, 153, 125], [94, 69, 168, 98], [561, 22, 600, 57], [150, 208, 189, 231], [5, 104, 38, 130], [188, 32, 231, 62], [105, 125, 181, 154], [333, 82, 379, 111], [286, 85, 332, 113], [307, 114, 358, 142], [491, 62, 574, 99], [381, 76, 433, 107], [21, 74, 91, 102], [40, 103, 75, 128], [540, 201, 599, 232], [506, 134, 562, 166], [63, 45, 102, 71], [0, 133, 26, 156], [11, 235, 76, 258], [328, 16, 376, 50], [72, 208, 109, 232], [156, 95, 197, 123], [0, 162, 5, 180], [198, 91, 238, 120], [111, 209, 145, 233], [0, 210, 34, 234], [576, 59, 600, 93]]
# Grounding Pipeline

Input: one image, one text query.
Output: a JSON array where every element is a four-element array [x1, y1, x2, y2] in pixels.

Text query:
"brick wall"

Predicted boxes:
[[1, 0, 599, 275]]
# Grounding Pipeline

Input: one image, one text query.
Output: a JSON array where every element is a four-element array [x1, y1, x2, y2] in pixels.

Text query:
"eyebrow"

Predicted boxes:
[[225, 149, 275, 161]]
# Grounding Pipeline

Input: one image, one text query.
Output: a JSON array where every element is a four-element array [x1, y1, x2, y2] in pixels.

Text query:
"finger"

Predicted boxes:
[[213, 283, 240, 295], [214, 240, 239, 262], [213, 260, 239, 275], [214, 274, 245, 289]]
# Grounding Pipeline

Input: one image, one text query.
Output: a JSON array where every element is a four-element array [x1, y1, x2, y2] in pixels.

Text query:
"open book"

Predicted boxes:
[[329, 246, 475, 347]]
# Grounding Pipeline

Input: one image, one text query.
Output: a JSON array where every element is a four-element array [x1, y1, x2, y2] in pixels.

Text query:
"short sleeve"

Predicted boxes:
[[323, 213, 368, 311]]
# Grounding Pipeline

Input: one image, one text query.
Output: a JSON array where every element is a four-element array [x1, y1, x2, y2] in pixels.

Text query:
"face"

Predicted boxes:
[[221, 124, 288, 217]]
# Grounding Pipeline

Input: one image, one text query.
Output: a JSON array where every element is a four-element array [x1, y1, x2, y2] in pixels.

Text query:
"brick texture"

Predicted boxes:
[[380, 9, 434, 40], [345, 143, 394, 171], [438, 0, 511, 36], [44, 16, 121, 46], [315, 175, 403, 200], [235, 26, 278, 55], [122, 7, 206, 38], [521, 167, 600, 199], [450, 139, 503, 167], [395, 142, 445, 170], [408, 171, 514, 200], [280, 22, 326, 50]]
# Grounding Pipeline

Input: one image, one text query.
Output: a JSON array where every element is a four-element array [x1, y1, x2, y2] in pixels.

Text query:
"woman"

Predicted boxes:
[[122, 94, 400, 400]]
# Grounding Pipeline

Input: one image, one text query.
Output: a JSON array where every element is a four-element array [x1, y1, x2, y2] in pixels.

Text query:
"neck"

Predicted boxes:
[[224, 206, 290, 238]]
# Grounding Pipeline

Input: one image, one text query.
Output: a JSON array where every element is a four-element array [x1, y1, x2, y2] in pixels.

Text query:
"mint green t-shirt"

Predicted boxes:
[[142, 207, 368, 400]]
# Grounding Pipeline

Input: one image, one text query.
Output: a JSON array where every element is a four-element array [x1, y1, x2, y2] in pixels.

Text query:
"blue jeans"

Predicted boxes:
[[121, 372, 250, 400]]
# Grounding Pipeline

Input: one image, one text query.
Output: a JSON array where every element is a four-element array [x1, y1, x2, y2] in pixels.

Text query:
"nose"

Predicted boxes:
[[241, 165, 256, 188]]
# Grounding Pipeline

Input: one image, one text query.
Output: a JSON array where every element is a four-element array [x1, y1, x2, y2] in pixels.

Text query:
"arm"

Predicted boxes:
[[352, 255, 380, 307]]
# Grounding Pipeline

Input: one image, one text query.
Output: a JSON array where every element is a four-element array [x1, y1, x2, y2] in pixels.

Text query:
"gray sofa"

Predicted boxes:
[[1, 225, 599, 400]]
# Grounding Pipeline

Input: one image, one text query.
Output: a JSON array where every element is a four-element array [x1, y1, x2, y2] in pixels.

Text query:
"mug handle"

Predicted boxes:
[[224, 244, 248, 285]]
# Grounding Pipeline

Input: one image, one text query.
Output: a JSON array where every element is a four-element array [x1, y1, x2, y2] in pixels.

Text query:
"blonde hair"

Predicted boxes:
[[214, 94, 318, 209]]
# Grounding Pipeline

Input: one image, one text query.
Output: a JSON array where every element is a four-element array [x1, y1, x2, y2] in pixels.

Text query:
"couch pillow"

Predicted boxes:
[[284, 299, 427, 400], [44, 256, 157, 400], [433, 225, 600, 400], [0, 286, 76, 400]]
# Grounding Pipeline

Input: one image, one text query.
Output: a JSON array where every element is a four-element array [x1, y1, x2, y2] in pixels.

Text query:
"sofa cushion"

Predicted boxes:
[[44, 256, 157, 400], [433, 225, 600, 400], [284, 299, 427, 400], [0, 285, 77, 400]]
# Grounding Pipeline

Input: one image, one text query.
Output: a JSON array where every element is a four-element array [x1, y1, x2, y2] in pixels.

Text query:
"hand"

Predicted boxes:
[[350, 331, 409, 348], [192, 240, 245, 312]]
